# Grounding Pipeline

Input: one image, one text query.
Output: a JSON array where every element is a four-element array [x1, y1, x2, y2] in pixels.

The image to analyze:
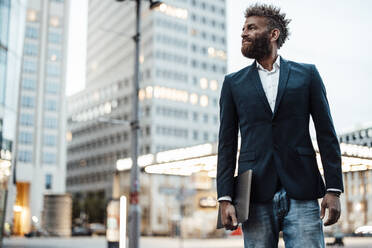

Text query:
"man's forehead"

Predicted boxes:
[[244, 16, 267, 26]]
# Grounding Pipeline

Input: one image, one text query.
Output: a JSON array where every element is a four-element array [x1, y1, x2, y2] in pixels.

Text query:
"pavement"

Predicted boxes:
[[3, 236, 372, 248]]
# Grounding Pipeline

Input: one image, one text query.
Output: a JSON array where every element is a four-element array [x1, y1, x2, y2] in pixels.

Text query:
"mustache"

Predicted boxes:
[[242, 38, 253, 43]]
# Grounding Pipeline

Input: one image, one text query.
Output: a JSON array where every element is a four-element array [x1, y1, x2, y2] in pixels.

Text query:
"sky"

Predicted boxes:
[[66, 0, 372, 133]]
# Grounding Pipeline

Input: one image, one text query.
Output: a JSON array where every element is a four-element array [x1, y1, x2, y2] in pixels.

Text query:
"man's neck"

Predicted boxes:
[[257, 52, 278, 71]]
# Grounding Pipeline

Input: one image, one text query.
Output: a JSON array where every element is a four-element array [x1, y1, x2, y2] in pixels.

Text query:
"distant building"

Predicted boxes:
[[66, 0, 227, 223], [338, 124, 372, 147], [8, 0, 70, 236], [0, 0, 27, 244]]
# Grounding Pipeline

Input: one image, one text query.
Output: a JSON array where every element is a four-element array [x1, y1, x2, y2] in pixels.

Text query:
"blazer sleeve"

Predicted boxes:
[[217, 76, 239, 199], [310, 65, 344, 192]]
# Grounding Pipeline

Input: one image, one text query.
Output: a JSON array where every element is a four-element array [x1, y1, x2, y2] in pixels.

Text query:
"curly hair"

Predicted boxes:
[[244, 3, 291, 49]]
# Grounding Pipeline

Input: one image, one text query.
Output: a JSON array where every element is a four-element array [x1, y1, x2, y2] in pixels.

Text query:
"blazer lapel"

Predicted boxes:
[[246, 61, 273, 115], [273, 57, 290, 118]]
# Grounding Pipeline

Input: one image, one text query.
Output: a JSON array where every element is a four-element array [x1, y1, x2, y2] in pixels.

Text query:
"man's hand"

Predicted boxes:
[[220, 201, 238, 230], [320, 193, 341, 226]]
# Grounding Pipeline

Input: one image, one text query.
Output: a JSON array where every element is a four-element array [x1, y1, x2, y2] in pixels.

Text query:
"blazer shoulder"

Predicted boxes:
[[285, 59, 315, 74], [225, 64, 253, 81]]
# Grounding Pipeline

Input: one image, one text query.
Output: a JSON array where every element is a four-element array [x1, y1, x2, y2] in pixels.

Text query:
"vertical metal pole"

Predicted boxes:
[[129, 0, 141, 248]]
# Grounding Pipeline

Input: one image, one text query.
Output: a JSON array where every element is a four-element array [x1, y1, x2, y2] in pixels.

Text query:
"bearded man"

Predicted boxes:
[[217, 4, 343, 247]]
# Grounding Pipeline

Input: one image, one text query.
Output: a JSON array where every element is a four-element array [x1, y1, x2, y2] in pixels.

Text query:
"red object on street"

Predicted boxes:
[[231, 226, 242, 236], [130, 192, 139, 204]]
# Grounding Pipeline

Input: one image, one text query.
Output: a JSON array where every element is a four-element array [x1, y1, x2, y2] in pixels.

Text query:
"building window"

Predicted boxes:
[[45, 174, 52, 190], [23, 60, 37, 74], [45, 99, 57, 111], [213, 98, 218, 107], [22, 78, 36, 90], [203, 114, 208, 123], [50, 17, 60, 27], [193, 112, 198, 121], [44, 117, 58, 129], [48, 48, 61, 61], [44, 134, 56, 146], [191, 60, 198, 68], [25, 26, 38, 39], [45, 81, 59, 94], [43, 152, 56, 165], [27, 9, 38, 22], [221, 37, 226, 45], [220, 8, 225, 16], [21, 96, 35, 108], [47, 63, 60, 77], [20, 114, 34, 126], [19, 132, 33, 144], [18, 150, 32, 163], [24, 43, 38, 56], [48, 32, 61, 44], [211, 115, 217, 124], [203, 132, 209, 141], [193, 130, 198, 140]]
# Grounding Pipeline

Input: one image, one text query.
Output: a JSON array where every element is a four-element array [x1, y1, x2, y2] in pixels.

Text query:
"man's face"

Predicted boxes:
[[241, 16, 272, 60]]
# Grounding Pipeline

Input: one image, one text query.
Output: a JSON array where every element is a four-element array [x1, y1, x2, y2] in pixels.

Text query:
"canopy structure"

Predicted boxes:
[[116, 140, 372, 177]]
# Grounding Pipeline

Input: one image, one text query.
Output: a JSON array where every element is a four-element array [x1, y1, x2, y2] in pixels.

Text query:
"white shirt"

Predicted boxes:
[[256, 55, 281, 112], [218, 56, 340, 202]]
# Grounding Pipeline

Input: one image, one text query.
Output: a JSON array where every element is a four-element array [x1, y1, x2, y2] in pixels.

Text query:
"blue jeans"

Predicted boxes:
[[242, 188, 325, 248]]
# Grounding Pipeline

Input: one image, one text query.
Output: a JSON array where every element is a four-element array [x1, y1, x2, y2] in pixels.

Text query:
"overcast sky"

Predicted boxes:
[[66, 0, 372, 133]]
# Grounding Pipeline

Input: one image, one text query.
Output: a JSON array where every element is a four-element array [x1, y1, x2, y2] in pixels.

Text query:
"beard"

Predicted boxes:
[[241, 31, 271, 60]]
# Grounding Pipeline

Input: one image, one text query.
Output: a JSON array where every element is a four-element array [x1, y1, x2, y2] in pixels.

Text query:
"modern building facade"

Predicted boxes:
[[339, 123, 372, 147], [7, 0, 70, 236], [66, 0, 227, 223], [0, 0, 27, 243]]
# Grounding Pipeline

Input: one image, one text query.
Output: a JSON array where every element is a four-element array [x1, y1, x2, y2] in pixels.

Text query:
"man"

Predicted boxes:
[[217, 4, 343, 247]]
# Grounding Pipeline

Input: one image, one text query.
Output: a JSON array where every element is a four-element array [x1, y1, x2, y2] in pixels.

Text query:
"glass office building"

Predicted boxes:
[[0, 0, 26, 244]]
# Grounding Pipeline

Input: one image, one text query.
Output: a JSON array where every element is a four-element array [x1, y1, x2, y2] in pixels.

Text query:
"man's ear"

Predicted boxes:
[[271, 29, 280, 43]]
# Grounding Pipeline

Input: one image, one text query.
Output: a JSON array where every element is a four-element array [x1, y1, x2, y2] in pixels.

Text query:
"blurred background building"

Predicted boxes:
[[339, 123, 372, 147], [5, 0, 70, 236], [0, 0, 27, 243], [66, 0, 227, 224]]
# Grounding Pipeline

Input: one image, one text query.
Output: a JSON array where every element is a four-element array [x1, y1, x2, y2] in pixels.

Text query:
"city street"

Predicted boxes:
[[3, 236, 372, 248]]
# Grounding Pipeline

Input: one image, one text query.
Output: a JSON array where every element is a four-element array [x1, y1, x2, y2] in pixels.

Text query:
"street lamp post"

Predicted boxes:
[[114, 1, 161, 248], [128, 1, 141, 247]]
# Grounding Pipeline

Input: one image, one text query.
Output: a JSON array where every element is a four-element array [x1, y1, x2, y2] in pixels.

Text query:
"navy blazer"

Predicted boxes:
[[216, 57, 344, 203]]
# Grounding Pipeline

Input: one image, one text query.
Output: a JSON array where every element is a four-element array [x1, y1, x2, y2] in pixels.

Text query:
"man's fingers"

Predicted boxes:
[[230, 211, 238, 227], [324, 208, 340, 226], [222, 212, 231, 227], [320, 203, 326, 219]]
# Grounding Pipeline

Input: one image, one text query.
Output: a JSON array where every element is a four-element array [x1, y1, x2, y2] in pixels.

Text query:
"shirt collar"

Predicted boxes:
[[256, 55, 281, 72]]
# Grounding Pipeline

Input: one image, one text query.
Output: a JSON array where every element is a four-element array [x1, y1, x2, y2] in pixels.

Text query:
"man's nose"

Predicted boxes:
[[241, 29, 248, 38]]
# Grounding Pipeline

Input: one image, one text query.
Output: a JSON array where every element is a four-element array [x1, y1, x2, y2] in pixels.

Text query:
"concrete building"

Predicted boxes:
[[66, 0, 227, 222], [339, 123, 372, 147], [7, 0, 70, 236], [0, 0, 27, 243]]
